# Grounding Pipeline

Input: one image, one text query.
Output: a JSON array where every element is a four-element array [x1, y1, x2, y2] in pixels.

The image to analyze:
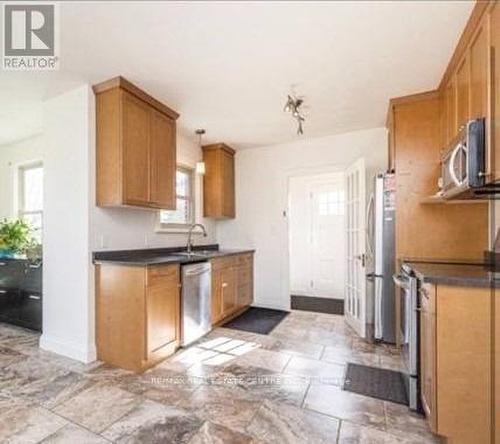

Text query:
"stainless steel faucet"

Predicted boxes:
[[186, 223, 208, 254]]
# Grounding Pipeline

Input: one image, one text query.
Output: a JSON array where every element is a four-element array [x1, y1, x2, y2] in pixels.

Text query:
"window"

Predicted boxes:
[[18, 162, 43, 243], [159, 166, 194, 227], [318, 190, 345, 216]]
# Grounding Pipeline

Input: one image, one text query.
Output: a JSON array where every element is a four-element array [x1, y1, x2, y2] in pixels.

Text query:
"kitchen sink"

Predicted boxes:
[[173, 250, 215, 258]]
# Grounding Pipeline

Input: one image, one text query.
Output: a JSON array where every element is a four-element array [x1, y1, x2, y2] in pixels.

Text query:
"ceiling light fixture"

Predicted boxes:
[[195, 129, 206, 174], [283, 94, 306, 135]]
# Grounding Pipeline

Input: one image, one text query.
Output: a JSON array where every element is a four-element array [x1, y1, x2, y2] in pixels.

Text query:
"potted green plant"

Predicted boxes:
[[0, 218, 34, 259]]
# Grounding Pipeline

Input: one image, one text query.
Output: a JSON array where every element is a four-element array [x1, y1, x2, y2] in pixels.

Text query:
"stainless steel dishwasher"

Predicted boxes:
[[181, 262, 212, 346]]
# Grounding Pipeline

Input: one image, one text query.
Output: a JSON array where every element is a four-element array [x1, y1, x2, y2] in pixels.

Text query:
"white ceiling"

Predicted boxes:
[[0, 1, 474, 148]]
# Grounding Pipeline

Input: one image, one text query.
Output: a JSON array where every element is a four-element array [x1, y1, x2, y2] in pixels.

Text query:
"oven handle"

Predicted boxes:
[[392, 274, 409, 290]]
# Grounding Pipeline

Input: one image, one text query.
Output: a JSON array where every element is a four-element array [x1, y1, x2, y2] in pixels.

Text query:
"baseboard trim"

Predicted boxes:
[[40, 334, 97, 363], [290, 295, 344, 315]]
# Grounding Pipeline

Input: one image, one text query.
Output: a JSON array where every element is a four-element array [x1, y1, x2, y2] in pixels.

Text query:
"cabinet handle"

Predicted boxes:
[[0, 290, 6, 294], [28, 294, 41, 300], [222, 282, 228, 288]]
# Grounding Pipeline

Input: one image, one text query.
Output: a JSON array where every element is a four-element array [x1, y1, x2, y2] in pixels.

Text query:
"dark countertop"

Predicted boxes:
[[93, 245, 255, 266], [403, 261, 499, 288]]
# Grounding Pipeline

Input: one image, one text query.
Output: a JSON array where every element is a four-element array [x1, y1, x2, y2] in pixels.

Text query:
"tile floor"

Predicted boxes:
[[0, 311, 440, 443]]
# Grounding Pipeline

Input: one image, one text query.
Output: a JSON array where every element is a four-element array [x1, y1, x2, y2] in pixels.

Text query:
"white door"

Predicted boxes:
[[345, 158, 366, 337], [310, 180, 345, 297], [289, 173, 345, 299]]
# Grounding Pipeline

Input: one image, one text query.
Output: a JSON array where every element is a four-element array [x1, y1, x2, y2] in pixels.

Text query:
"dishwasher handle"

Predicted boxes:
[[183, 265, 211, 276]]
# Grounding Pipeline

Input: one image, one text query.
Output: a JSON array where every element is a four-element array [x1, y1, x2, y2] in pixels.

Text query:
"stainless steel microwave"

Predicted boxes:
[[441, 118, 485, 199]]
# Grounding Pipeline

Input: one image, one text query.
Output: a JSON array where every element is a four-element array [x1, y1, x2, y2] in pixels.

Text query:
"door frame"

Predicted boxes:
[[285, 164, 347, 309]]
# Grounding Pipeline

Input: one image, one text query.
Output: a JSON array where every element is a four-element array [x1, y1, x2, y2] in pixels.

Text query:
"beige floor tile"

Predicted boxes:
[[322, 345, 381, 367], [53, 383, 142, 433], [0, 404, 67, 444], [102, 399, 203, 443], [41, 423, 109, 444], [304, 384, 386, 429], [283, 355, 345, 386], [234, 348, 292, 373], [189, 421, 256, 444], [338, 420, 433, 443], [384, 402, 439, 443], [247, 399, 340, 444], [177, 385, 262, 433]]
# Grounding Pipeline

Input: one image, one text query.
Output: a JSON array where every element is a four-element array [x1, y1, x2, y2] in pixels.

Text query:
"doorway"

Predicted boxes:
[[288, 171, 346, 314]]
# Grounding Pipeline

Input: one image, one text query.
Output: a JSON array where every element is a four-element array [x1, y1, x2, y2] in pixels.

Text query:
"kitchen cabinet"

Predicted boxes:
[[491, 2, 500, 183], [0, 259, 42, 332], [419, 284, 493, 444], [419, 283, 436, 432], [389, 94, 488, 261], [96, 263, 180, 372], [455, 55, 470, 131], [442, 77, 456, 147], [210, 253, 253, 324], [469, 22, 488, 121], [94, 76, 178, 210], [202, 143, 236, 219]]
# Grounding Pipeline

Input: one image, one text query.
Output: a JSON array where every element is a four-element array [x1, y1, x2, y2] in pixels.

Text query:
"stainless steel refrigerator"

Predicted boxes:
[[367, 173, 396, 343]]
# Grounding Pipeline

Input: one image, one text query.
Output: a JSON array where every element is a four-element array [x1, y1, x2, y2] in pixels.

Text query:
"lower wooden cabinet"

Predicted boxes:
[[211, 253, 253, 324], [420, 284, 494, 444], [419, 283, 437, 432], [96, 263, 180, 372]]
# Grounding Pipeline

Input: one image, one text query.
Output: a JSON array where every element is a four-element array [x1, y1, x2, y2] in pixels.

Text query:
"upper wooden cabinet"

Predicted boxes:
[[455, 55, 471, 131], [442, 77, 456, 146], [491, 1, 500, 183], [202, 143, 236, 219], [93, 76, 179, 210], [469, 22, 488, 120]]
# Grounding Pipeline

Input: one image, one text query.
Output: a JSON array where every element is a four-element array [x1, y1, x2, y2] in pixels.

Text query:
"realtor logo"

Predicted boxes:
[[3, 2, 59, 70]]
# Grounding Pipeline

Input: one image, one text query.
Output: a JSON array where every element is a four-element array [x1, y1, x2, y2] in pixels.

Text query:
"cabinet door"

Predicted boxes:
[[221, 150, 235, 218], [146, 266, 180, 357], [491, 2, 500, 182], [470, 24, 488, 120], [221, 266, 237, 317], [122, 92, 150, 206], [150, 110, 176, 209], [235, 260, 253, 308], [211, 268, 223, 324], [444, 78, 456, 146], [456, 55, 470, 131], [420, 284, 436, 432]]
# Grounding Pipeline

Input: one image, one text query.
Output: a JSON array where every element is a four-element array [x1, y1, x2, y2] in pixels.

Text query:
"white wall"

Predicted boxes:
[[40, 85, 95, 362], [217, 127, 387, 310], [91, 132, 216, 252], [0, 135, 44, 219]]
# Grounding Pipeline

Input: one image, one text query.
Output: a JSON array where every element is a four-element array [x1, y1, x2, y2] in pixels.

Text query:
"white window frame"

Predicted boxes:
[[17, 160, 43, 242], [157, 165, 196, 233]]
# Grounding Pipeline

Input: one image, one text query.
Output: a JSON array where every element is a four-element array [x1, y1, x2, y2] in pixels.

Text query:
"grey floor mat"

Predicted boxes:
[[222, 307, 289, 335], [343, 363, 409, 405]]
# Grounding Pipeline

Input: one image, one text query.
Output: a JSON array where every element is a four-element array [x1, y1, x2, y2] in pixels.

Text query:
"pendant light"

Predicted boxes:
[[195, 129, 206, 175]]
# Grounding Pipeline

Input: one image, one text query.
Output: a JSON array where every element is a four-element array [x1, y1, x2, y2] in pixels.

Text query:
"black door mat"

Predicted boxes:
[[291, 295, 344, 315], [343, 363, 408, 406], [222, 307, 289, 335]]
